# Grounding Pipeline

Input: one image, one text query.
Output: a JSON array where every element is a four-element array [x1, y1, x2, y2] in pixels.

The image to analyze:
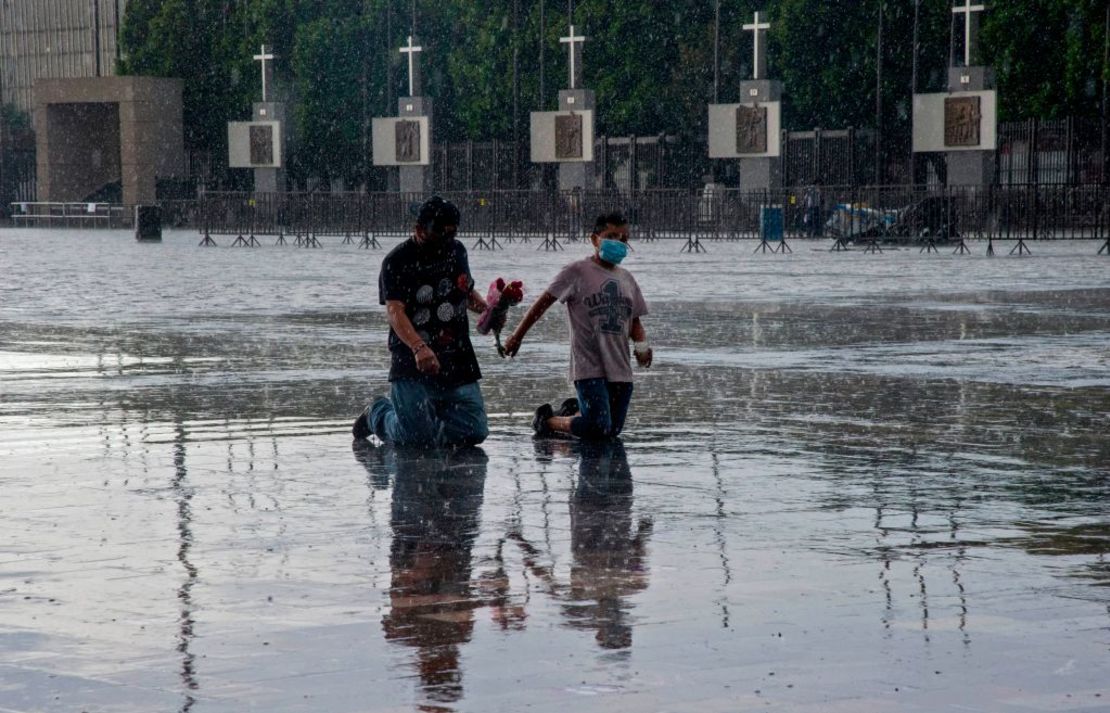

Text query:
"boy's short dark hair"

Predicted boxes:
[[592, 211, 627, 234]]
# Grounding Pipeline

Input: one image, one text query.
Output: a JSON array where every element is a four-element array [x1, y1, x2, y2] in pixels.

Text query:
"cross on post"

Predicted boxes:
[[560, 25, 586, 90], [743, 11, 770, 81], [253, 44, 275, 102], [952, 0, 986, 68], [400, 35, 423, 97]]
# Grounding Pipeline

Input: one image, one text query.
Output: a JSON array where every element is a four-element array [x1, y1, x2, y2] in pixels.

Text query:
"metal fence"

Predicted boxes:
[[418, 134, 709, 193], [594, 134, 708, 190], [782, 128, 879, 187], [433, 140, 525, 192], [423, 131, 888, 192], [998, 117, 1106, 186], [385, 121, 1109, 192], [5, 119, 1105, 213], [194, 184, 1108, 244], [11, 201, 132, 228]]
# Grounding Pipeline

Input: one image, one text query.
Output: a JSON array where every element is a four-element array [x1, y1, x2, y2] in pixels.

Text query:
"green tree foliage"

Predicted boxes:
[[119, 0, 254, 159], [117, 0, 1109, 185], [443, 1, 518, 140], [292, 14, 371, 187], [983, 0, 1107, 120], [574, 2, 715, 137]]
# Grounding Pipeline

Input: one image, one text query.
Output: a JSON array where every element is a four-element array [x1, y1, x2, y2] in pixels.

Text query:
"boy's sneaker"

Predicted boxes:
[[532, 403, 555, 437], [557, 398, 580, 417], [352, 407, 371, 440]]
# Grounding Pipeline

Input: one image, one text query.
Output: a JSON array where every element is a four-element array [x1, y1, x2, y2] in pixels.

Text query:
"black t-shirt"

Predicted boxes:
[[378, 238, 482, 387]]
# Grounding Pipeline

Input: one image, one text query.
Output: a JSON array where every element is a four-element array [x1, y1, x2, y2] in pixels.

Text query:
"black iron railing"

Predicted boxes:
[[192, 185, 1108, 244]]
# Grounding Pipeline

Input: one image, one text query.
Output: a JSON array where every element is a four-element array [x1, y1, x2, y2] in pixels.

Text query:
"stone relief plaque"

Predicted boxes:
[[944, 96, 982, 147], [395, 120, 422, 163], [555, 113, 584, 160], [736, 105, 768, 154], [249, 124, 274, 165]]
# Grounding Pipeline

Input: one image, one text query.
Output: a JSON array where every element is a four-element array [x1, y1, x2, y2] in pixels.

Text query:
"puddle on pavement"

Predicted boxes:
[[0, 231, 1107, 712]]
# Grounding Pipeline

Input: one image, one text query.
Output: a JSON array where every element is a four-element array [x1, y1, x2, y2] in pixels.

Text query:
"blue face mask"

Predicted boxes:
[[598, 238, 629, 265]]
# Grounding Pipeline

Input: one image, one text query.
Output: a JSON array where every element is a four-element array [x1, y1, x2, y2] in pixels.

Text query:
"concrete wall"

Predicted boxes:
[[34, 76, 184, 205], [44, 102, 120, 201]]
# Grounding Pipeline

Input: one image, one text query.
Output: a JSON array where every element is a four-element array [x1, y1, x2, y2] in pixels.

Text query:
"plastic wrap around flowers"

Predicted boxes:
[[477, 278, 525, 356]]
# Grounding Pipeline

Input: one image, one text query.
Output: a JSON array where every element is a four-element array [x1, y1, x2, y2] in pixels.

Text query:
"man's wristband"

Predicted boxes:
[[412, 342, 430, 354], [633, 340, 650, 356]]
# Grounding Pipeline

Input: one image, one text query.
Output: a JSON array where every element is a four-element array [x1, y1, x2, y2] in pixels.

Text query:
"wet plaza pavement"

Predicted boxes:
[[1, 229, 1108, 712]]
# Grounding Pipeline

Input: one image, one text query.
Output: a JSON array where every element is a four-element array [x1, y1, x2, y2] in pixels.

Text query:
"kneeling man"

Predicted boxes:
[[354, 197, 489, 447]]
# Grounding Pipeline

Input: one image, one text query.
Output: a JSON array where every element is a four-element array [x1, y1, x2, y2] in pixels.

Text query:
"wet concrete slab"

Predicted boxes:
[[0, 230, 1108, 712]]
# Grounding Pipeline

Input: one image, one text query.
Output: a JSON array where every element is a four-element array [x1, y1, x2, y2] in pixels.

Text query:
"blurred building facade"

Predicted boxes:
[[1, 0, 126, 206], [0, 0, 126, 113]]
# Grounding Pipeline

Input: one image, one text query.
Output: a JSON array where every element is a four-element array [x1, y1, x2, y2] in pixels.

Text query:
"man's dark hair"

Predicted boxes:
[[592, 211, 627, 234], [416, 196, 461, 233]]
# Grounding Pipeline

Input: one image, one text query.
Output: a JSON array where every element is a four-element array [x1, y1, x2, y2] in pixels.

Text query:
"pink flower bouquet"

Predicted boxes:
[[477, 278, 525, 355]]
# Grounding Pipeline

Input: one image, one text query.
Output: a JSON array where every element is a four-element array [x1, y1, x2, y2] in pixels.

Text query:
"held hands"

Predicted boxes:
[[504, 334, 649, 364], [502, 332, 522, 358], [413, 343, 441, 375]]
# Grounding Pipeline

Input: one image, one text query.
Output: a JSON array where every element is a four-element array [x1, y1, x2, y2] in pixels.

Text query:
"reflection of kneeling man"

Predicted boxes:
[[354, 197, 490, 447], [379, 447, 488, 707]]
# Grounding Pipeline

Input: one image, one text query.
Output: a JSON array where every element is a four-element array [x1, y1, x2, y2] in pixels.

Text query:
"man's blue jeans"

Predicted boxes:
[[571, 378, 634, 440], [370, 379, 489, 448]]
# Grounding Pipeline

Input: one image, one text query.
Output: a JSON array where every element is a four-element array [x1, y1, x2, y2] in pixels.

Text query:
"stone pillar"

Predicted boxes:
[[398, 97, 433, 195], [557, 89, 595, 191], [737, 79, 783, 192], [946, 67, 995, 187], [34, 77, 184, 205], [252, 101, 286, 193]]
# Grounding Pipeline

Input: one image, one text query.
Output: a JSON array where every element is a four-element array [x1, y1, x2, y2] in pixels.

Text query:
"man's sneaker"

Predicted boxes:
[[532, 403, 555, 437], [556, 398, 580, 417], [352, 407, 371, 440]]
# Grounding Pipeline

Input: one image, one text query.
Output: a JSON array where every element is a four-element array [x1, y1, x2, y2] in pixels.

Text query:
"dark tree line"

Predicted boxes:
[[116, 0, 1109, 187]]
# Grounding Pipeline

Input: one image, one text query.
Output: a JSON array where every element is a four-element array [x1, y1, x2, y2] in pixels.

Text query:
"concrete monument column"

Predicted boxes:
[[557, 26, 594, 191], [529, 24, 596, 191], [398, 36, 432, 194], [398, 94, 433, 195], [736, 78, 783, 190], [912, 2, 997, 187], [371, 35, 433, 194], [251, 45, 285, 192], [707, 10, 783, 191], [557, 88, 595, 191], [944, 66, 996, 186], [946, 1, 993, 185], [737, 12, 780, 191], [252, 100, 286, 193], [227, 45, 287, 192]]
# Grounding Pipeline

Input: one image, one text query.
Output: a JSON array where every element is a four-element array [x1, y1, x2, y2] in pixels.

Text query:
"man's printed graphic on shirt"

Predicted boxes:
[[379, 238, 481, 386]]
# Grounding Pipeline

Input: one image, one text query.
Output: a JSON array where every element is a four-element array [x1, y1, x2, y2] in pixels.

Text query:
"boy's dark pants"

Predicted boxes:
[[571, 378, 634, 440]]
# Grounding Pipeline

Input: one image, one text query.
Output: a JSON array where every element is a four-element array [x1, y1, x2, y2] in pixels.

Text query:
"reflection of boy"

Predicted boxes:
[[567, 440, 651, 649], [504, 212, 651, 439], [508, 440, 652, 650]]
